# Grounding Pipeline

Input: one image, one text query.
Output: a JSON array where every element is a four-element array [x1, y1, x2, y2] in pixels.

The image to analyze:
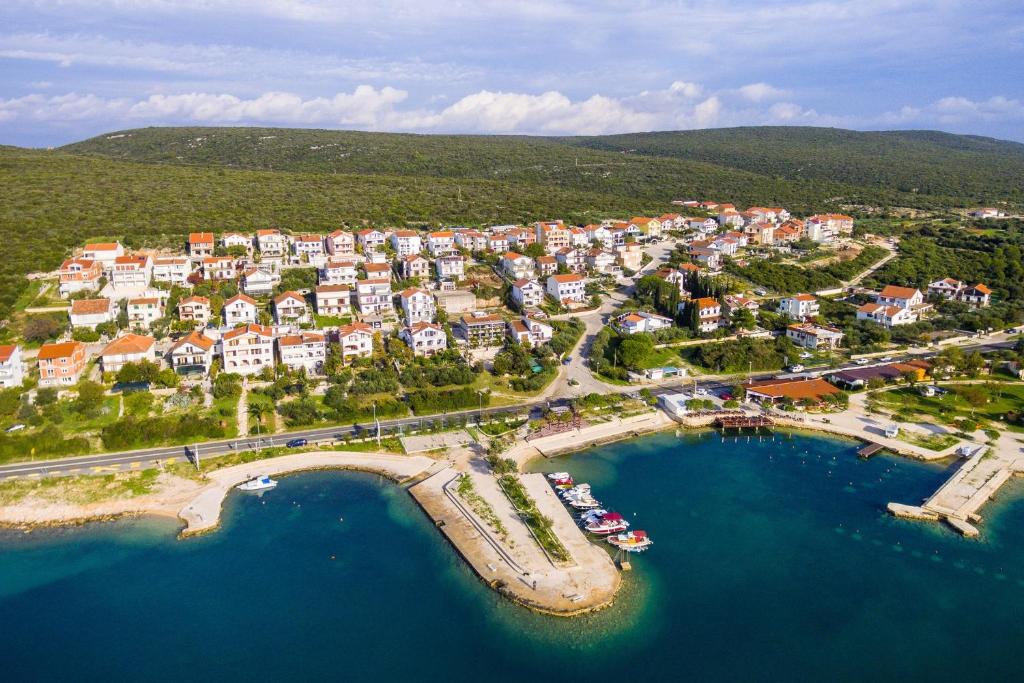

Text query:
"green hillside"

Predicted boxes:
[[561, 126, 1024, 203]]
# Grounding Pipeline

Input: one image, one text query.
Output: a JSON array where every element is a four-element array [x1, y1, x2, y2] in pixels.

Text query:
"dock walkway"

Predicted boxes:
[[888, 432, 1024, 536]]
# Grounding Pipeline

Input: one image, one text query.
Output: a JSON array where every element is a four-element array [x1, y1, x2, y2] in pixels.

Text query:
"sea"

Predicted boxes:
[[2, 430, 1024, 682]]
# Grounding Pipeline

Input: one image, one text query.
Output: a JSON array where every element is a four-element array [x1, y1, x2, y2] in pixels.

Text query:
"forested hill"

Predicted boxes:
[[560, 127, 1024, 203], [60, 125, 1024, 209]]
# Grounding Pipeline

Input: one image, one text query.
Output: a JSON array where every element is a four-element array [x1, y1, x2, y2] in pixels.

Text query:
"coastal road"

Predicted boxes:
[[1, 335, 1015, 482]]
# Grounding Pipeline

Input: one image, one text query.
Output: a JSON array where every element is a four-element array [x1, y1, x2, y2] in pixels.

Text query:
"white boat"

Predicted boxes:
[[546, 472, 571, 481], [607, 530, 653, 552], [237, 475, 277, 491], [559, 484, 591, 499], [584, 512, 630, 535], [579, 508, 609, 522], [567, 495, 602, 509]]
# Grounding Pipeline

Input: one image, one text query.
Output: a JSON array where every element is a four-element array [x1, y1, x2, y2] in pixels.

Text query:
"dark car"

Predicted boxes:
[[286, 438, 308, 448]]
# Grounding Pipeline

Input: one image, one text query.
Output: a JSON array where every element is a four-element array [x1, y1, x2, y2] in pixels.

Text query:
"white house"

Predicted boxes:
[[338, 322, 374, 364], [58, 258, 103, 297], [110, 254, 153, 290], [169, 330, 216, 375], [501, 252, 535, 280], [355, 279, 394, 315], [692, 297, 723, 333], [187, 232, 215, 258], [786, 323, 844, 350], [487, 234, 510, 253], [100, 333, 156, 373], [315, 284, 352, 317], [555, 248, 587, 273], [81, 241, 124, 270], [241, 268, 275, 297], [356, 229, 387, 252], [221, 232, 253, 252], [152, 257, 192, 286], [292, 234, 325, 259], [401, 322, 447, 357], [273, 291, 310, 325], [435, 254, 465, 280], [857, 303, 917, 328], [390, 230, 422, 257], [177, 295, 211, 324], [777, 294, 819, 320], [363, 262, 392, 281], [455, 230, 488, 252], [511, 278, 544, 310], [585, 249, 616, 274], [256, 229, 288, 259], [223, 294, 259, 326], [320, 258, 359, 286], [457, 312, 505, 347], [876, 285, 923, 310], [427, 231, 456, 256], [277, 332, 327, 374], [220, 324, 275, 376], [69, 298, 116, 329], [401, 254, 431, 280], [202, 256, 236, 282], [507, 316, 554, 348], [546, 273, 586, 305], [126, 296, 163, 330], [0, 345, 25, 388], [326, 230, 355, 256], [399, 287, 435, 325], [617, 311, 674, 334]]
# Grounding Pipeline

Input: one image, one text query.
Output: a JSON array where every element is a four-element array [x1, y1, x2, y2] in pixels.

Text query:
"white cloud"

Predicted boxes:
[[738, 83, 789, 102], [877, 95, 1024, 127]]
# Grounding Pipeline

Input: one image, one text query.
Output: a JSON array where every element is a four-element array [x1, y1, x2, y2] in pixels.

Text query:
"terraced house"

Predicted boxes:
[[457, 312, 505, 347]]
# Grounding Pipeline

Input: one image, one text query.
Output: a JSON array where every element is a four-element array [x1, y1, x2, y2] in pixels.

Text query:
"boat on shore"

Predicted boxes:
[[237, 475, 277, 491], [584, 512, 629, 535], [607, 530, 653, 552]]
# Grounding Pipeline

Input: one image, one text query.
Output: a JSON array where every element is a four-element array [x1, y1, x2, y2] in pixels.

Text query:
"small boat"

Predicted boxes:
[[584, 512, 630, 535], [567, 495, 602, 509], [579, 508, 609, 522], [237, 475, 277, 491], [559, 484, 591, 499], [607, 530, 653, 552], [546, 472, 571, 481], [550, 477, 574, 489]]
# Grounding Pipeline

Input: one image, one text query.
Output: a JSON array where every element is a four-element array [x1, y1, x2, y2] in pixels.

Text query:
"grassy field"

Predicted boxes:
[[873, 383, 1024, 425], [0, 469, 161, 506]]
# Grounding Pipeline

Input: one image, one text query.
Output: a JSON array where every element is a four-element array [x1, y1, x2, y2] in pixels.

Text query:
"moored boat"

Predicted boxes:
[[584, 512, 630, 535], [546, 472, 571, 481], [607, 530, 652, 552], [237, 475, 277, 491], [579, 508, 608, 522]]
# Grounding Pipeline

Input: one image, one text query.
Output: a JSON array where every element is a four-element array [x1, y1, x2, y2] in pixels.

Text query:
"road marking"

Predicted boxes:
[[129, 461, 141, 469]]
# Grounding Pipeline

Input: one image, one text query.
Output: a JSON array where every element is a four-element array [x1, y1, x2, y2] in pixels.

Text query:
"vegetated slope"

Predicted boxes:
[[561, 126, 1024, 205], [0, 145, 668, 321], [61, 126, 919, 211]]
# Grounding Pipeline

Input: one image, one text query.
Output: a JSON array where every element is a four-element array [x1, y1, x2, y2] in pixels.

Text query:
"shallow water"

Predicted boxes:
[[2, 431, 1023, 681]]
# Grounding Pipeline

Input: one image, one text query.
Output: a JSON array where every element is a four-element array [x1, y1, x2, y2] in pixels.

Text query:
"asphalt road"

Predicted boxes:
[[0, 339, 1014, 481]]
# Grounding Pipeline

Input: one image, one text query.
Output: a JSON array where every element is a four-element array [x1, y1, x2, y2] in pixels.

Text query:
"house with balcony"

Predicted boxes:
[[0, 345, 25, 388], [152, 257, 192, 286], [320, 258, 359, 286], [876, 285, 923, 310], [363, 262, 392, 281], [535, 255, 557, 277], [59, 258, 103, 297], [221, 232, 252, 252], [501, 252, 535, 280], [455, 230, 488, 252], [256, 229, 288, 260], [110, 254, 153, 290], [81, 242, 125, 271], [169, 330, 216, 375], [240, 268, 275, 297], [777, 294, 819, 321], [100, 333, 156, 373], [127, 296, 164, 330], [292, 234, 325, 261], [399, 287, 435, 325], [585, 248, 617, 274], [487, 234, 510, 253], [390, 230, 422, 257], [435, 254, 465, 280], [457, 312, 505, 347], [427, 231, 457, 256], [356, 228, 387, 253], [70, 298, 116, 329], [220, 324, 275, 376], [273, 291, 310, 325], [355, 279, 394, 316], [277, 332, 327, 374], [200, 256, 235, 282], [177, 295, 211, 324], [856, 303, 917, 328], [38, 341, 88, 387], [326, 230, 355, 256], [692, 297, 723, 333], [616, 311, 674, 335], [400, 254, 430, 280], [223, 293, 259, 325], [546, 273, 586, 305], [786, 323, 844, 350], [555, 248, 586, 273], [315, 284, 351, 317], [338, 322, 374, 363], [507, 316, 554, 348], [187, 232, 215, 258], [401, 322, 447, 357]]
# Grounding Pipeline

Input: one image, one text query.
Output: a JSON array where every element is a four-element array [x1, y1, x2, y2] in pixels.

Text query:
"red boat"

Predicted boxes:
[[584, 512, 630, 535]]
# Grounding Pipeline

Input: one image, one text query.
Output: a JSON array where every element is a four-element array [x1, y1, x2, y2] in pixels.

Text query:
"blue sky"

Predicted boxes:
[[1, 0, 1022, 146]]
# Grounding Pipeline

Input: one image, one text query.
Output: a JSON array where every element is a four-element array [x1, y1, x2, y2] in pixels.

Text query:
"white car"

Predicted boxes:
[[854, 358, 870, 365], [5, 423, 25, 432], [879, 356, 894, 362], [696, 388, 708, 396], [799, 352, 813, 359], [788, 365, 805, 373]]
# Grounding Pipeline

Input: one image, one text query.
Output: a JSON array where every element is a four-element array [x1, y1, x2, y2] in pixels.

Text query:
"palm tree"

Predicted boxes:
[[248, 401, 269, 435]]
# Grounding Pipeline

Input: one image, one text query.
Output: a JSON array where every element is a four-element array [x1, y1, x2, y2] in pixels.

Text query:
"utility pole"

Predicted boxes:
[[373, 401, 380, 448]]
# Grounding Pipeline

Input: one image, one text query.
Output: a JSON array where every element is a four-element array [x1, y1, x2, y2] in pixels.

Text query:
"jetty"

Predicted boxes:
[[888, 433, 1024, 537], [857, 443, 885, 458], [715, 415, 774, 429]]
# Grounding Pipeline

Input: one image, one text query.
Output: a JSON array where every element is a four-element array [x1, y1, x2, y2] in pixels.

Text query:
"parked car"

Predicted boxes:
[[720, 392, 733, 401], [5, 423, 25, 433], [788, 364, 805, 373], [879, 356, 894, 362], [286, 438, 308, 448], [854, 358, 870, 365], [799, 352, 813, 359]]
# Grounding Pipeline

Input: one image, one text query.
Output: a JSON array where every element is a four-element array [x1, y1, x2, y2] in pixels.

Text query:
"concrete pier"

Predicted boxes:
[[888, 433, 1024, 537]]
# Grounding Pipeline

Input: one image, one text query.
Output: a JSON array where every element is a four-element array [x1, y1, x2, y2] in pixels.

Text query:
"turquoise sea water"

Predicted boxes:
[[3, 431, 1024, 681]]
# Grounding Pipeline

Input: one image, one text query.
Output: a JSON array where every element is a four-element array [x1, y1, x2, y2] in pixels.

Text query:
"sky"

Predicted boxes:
[[1, 0, 1022, 147]]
